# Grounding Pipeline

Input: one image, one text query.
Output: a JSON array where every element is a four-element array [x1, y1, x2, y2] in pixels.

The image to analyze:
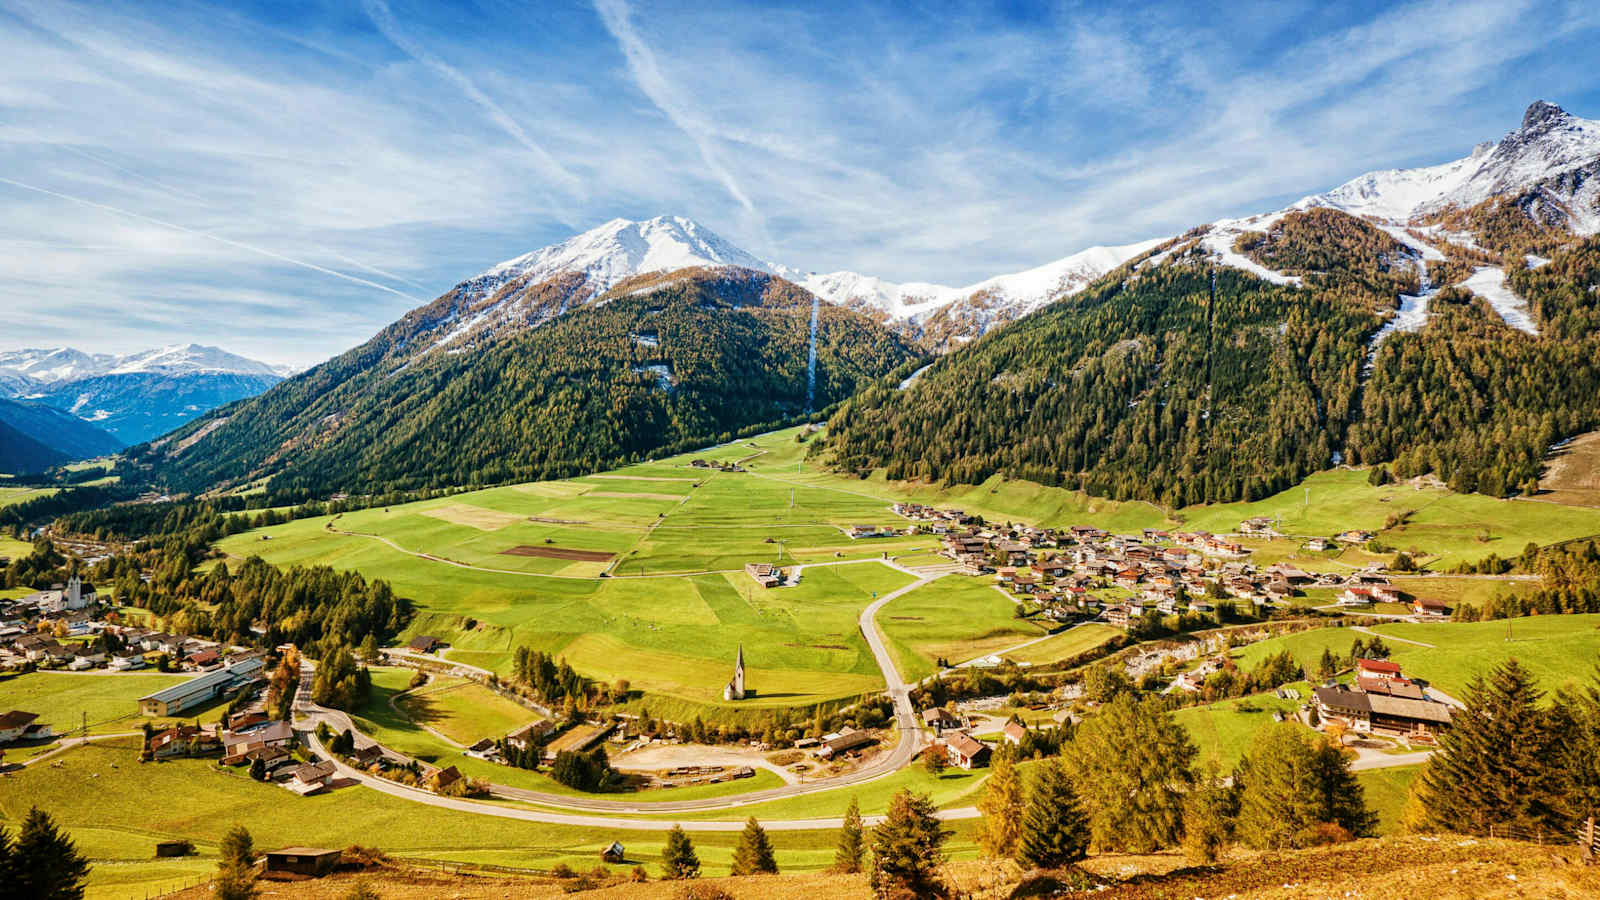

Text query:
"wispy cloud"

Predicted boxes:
[[0, 0, 1596, 367], [592, 0, 760, 217]]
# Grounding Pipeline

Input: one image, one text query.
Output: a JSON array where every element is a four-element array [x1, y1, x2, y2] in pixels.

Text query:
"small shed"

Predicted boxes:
[[601, 841, 626, 864], [154, 840, 193, 858], [265, 847, 341, 877], [407, 635, 440, 654]]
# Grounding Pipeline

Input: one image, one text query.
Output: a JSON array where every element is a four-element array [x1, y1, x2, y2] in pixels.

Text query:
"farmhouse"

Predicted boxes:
[[1355, 658, 1403, 681], [1412, 597, 1450, 618], [1002, 721, 1027, 745], [1313, 683, 1453, 736], [942, 731, 990, 769], [0, 710, 51, 744], [921, 707, 960, 733], [286, 761, 337, 796], [407, 635, 440, 654], [743, 563, 784, 588], [138, 655, 266, 716], [817, 728, 875, 758]]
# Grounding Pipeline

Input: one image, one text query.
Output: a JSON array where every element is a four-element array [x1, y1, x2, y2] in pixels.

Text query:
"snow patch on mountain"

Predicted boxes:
[[0, 344, 285, 383], [1459, 267, 1538, 335]]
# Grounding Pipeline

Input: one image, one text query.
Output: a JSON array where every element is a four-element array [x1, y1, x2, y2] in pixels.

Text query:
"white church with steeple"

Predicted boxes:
[[723, 645, 746, 701]]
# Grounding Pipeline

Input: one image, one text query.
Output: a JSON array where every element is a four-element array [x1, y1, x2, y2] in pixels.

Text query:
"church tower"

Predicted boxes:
[[723, 644, 746, 701]]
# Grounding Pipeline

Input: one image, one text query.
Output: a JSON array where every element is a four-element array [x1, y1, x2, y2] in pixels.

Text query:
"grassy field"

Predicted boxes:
[[352, 669, 786, 803], [396, 676, 544, 746], [1373, 614, 1600, 697], [1179, 468, 1600, 569], [876, 576, 1045, 681], [1004, 623, 1123, 666], [1172, 682, 1312, 769], [1357, 765, 1419, 835], [0, 485, 55, 508], [0, 671, 230, 736], [1229, 626, 1371, 676], [0, 739, 907, 899], [1386, 575, 1541, 610]]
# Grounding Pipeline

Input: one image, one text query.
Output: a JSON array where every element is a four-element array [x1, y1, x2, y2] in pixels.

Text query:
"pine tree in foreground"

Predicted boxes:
[[12, 807, 91, 900], [1181, 763, 1238, 864], [1066, 693, 1196, 852], [214, 824, 259, 900], [1234, 722, 1373, 848], [1417, 658, 1569, 835], [730, 817, 778, 875], [869, 790, 950, 899], [833, 797, 865, 873], [1015, 759, 1090, 870], [660, 825, 701, 880], [977, 749, 1025, 858]]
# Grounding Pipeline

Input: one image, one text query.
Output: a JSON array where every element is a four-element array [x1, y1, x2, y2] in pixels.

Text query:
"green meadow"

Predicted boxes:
[[0, 671, 229, 736], [0, 485, 55, 508], [1173, 682, 1312, 770], [877, 576, 1046, 681], [0, 738, 937, 899]]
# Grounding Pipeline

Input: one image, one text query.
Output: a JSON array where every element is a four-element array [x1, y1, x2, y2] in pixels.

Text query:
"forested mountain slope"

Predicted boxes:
[[0, 396, 123, 466], [821, 211, 1600, 505], [131, 269, 917, 494]]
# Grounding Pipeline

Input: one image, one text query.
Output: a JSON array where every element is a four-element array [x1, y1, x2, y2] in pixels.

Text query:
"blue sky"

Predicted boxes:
[[2, 0, 1598, 367]]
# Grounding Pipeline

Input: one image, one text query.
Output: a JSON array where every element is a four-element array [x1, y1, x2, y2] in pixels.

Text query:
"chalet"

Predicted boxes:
[[407, 635, 440, 654], [0, 710, 50, 744], [1305, 537, 1332, 551], [108, 653, 146, 671], [1412, 597, 1448, 618], [1114, 568, 1143, 590], [1104, 605, 1132, 629], [287, 761, 337, 796], [943, 731, 990, 769], [1336, 530, 1375, 544], [996, 541, 1031, 566], [1355, 658, 1403, 681], [847, 525, 889, 539], [349, 744, 386, 768], [1002, 721, 1027, 745], [151, 725, 220, 759], [505, 719, 557, 752], [264, 847, 341, 878], [1372, 585, 1404, 604], [220, 721, 294, 764], [1338, 587, 1376, 607], [184, 649, 220, 670], [1313, 684, 1452, 736], [428, 765, 463, 793], [922, 707, 960, 733], [744, 562, 784, 588], [1239, 517, 1277, 536], [995, 567, 1018, 583], [817, 728, 875, 759]]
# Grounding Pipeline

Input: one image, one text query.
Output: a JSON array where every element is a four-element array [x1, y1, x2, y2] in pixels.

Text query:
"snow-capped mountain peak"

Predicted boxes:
[[0, 344, 286, 383], [483, 215, 800, 289], [1305, 100, 1600, 231]]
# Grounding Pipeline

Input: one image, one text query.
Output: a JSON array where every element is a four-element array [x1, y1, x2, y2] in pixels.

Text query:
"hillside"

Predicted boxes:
[[132, 269, 918, 494], [822, 102, 1600, 504], [0, 416, 66, 473], [0, 395, 122, 466]]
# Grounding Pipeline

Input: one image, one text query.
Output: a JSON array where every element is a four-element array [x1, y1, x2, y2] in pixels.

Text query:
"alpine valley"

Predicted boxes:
[[134, 101, 1599, 506]]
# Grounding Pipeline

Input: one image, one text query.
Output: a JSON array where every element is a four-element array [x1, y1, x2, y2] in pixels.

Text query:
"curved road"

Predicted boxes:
[[294, 568, 941, 821]]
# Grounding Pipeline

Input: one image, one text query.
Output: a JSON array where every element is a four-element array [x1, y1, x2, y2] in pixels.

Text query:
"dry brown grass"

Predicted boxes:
[[164, 837, 1599, 900], [1539, 430, 1600, 508], [419, 503, 529, 531]]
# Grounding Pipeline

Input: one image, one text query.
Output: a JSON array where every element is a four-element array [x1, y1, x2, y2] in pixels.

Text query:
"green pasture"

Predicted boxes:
[[0, 671, 226, 736], [353, 668, 784, 802], [1373, 614, 1600, 697], [1357, 765, 1419, 835], [1228, 626, 1370, 676], [396, 675, 543, 746], [1004, 623, 1123, 666], [0, 486, 55, 508], [0, 738, 896, 899], [877, 576, 1045, 682], [1172, 682, 1312, 769]]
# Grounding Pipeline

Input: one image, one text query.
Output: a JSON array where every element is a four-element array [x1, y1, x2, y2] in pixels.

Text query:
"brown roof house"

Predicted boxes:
[[943, 732, 991, 769]]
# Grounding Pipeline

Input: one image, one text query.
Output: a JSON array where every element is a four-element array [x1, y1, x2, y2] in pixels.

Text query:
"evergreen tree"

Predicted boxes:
[[977, 749, 1026, 858], [1235, 723, 1373, 848], [869, 790, 950, 899], [1067, 694, 1196, 852], [1317, 648, 1339, 682], [248, 757, 267, 781], [660, 825, 700, 880], [1418, 659, 1569, 835], [730, 817, 778, 876], [0, 825, 13, 893], [1182, 764, 1238, 864], [219, 825, 255, 872], [13, 807, 90, 900], [1015, 760, 1089, 870], [833, 797, 865, 874]]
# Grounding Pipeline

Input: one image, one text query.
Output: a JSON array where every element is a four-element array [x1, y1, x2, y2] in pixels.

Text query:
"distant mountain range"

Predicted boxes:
[[71, 100, 1600, 503], [0, 343, 289, 456]]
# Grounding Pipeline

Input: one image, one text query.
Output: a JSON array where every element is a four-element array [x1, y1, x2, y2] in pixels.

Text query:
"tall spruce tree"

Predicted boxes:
[[1235, 723, 1373, 848], [977, 749, 1025, 858], [730, 817, 778, 875], [660, 825, 700, 880], [215, 824, 259, 900], [1418, 659, 1568, 835], [1067, 694, 1196, 852], [1015, 760, 1089, 870], [12, 807, 90, 900], [869, 790, 950, 899], [833, 797, 866, 873], [1182, 762, 1238, 864]]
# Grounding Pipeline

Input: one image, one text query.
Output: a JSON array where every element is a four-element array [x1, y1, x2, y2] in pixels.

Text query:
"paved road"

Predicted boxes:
[[295, 568, 942, 817]]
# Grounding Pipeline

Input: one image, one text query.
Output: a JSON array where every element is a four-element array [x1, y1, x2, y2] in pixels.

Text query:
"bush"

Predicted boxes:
[[676, 885, 734, 900], [550, 863, 575, 879]]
